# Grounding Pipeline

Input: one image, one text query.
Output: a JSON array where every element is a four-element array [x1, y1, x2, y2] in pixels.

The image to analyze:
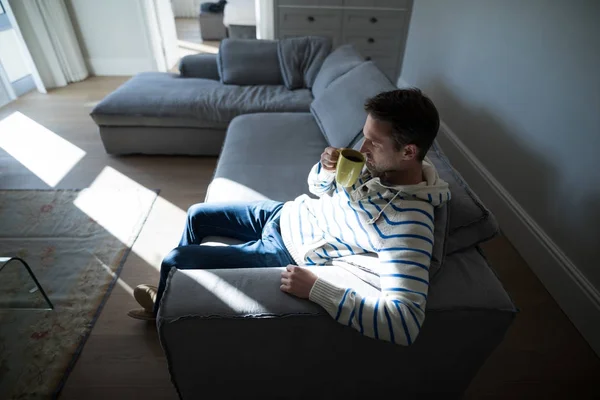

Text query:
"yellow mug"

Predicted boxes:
[[336, 148, 365, 188]]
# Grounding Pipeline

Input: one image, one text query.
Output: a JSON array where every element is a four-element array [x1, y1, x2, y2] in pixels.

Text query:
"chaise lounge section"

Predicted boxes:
[[90, 38, 324, 155]]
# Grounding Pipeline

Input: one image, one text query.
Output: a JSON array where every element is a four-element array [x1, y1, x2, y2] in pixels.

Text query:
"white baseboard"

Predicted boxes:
[[436, 121, 600, 356], [87, 58, 156, 76]]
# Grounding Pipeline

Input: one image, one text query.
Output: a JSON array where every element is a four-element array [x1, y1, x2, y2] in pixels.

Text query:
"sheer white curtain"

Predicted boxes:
[[9, 0, 87, 89]]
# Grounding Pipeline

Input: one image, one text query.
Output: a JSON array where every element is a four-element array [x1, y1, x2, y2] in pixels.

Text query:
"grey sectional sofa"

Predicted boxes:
[[92, 40, 516, 398]]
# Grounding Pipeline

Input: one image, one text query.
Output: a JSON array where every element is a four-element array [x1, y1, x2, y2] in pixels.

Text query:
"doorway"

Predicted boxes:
[[0, 0, 35, 99], [170, 0, 222, 61]]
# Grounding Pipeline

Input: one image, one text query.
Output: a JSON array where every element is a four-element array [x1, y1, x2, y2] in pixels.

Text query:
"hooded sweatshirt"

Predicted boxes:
[[279, 158, 450, 345]]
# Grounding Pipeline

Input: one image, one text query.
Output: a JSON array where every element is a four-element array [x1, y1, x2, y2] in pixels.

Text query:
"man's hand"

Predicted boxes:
[[280, 265, 318, 299], [320, 147, 339, 172]]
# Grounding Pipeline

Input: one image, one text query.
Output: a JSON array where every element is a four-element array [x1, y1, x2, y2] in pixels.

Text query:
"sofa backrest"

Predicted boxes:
[[310, 61, 396, 149], [311, 45, 365, 99], [427, 141, 499, 255], [217, 39, 283, 85]]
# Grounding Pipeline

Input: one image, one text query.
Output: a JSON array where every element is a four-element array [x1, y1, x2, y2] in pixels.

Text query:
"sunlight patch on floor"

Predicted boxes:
[[131, 195, 187, 270], [74, 166, 159, 245], [74, 166, 186, 271], [0, 111, 86, 187]]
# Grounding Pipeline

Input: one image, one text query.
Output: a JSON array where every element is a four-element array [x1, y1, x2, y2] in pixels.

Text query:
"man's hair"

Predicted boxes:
[[364, 88, 440, 161]]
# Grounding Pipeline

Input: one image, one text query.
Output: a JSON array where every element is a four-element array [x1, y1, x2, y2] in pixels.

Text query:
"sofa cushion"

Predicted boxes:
[[277, 36, 332, 90], [428, 141, 499, 254], [312, 45, 365, 99], [179, 54, 219, 80], [90, 72, 312, 129], [206, 113, 328, 203], [428, 246, 515, 310], [217, 39, 283, 85], [310, 61, 395, 148]]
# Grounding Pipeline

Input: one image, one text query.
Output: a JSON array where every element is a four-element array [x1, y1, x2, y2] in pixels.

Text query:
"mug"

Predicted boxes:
[[336, 148, 365, 188]]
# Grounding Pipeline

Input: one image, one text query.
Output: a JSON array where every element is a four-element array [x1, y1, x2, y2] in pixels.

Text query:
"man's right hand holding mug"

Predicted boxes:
[[320, 147, 340, 172]]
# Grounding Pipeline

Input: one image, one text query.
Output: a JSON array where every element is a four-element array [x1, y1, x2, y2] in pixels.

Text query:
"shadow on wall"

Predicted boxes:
[[427, 79, 600, 284]]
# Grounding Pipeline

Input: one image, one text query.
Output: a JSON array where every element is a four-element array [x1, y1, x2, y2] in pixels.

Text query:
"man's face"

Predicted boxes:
[[360, 114, 405, 177]]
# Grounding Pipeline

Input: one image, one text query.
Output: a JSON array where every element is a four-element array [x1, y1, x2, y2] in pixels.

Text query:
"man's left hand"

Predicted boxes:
[[280, 265, 318, 299]]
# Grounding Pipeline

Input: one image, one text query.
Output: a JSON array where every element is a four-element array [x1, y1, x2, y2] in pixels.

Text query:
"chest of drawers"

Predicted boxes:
[[274, 0, 413, 81]]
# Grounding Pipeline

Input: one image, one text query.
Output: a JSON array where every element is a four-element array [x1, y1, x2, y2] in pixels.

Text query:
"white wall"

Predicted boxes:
[[67, 0, 159, 75], [400, 0, 600, 353]]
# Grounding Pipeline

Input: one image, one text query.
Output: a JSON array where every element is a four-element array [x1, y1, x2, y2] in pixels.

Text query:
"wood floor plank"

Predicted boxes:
[[465, 237, 600, 399]]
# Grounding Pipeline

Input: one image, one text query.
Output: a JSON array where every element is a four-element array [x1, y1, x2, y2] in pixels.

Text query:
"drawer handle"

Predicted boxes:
[[307, 16, 315, 22], [370, 17, 378, 23], [365, 56, 372, 61], [367, 38, 375, 43]]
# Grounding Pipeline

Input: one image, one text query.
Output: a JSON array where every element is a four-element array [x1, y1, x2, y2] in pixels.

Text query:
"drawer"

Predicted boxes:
[[342, 32, 401, 52], [343, 0, 410, 9], [278, 8, 343, 31], [356, 50, 399, 78], [359, 51, 398, 65], [279, 29, 341, 48], [343, 9, 405, 31], [278, 0, 343, 6]]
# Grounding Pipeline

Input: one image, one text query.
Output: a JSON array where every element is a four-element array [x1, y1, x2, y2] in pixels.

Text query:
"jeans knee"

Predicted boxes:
[[161, 247, 184, 275], [187, 203, 205, 220]]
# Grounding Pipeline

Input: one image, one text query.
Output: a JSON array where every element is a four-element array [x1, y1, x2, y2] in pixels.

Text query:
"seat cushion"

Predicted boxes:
[[311, 44, 365, 99], [206, 113, 328, 203], [428, 141, 500, 254], [90, 72, 312, 129], [429, 246, 515, 311], [310, 61, 395, 149]]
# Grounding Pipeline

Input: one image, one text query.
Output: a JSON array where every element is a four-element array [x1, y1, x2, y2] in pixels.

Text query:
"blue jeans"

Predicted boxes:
[[153, 200, 295, 315]]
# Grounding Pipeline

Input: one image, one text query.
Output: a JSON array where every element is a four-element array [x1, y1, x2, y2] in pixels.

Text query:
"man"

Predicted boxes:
[[129, 88, 450, 346]]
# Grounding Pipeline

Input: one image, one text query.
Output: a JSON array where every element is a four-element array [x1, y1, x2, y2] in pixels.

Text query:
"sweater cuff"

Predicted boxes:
[[309, 278, 345, 315], [317, 162, 336, 178]]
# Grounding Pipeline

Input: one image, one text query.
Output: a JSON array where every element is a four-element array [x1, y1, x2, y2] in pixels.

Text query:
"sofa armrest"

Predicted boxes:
[[156, 266, 515, 399], [157, 266, 379, 322], [178, 54, 220, 80]]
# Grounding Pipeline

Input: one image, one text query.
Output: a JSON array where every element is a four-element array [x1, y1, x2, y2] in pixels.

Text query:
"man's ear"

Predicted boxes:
[[402, 144, 418, 161]]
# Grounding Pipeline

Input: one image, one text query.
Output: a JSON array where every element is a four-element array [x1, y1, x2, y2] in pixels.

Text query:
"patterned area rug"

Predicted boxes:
[[0, 189, 158, 399]]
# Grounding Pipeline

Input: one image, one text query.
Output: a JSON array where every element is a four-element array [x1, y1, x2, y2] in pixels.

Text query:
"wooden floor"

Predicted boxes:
[[1, 78, 599, 399]]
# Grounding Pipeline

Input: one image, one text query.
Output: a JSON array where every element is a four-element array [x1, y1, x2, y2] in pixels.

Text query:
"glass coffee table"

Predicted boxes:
[[0, 257, 54, 310]]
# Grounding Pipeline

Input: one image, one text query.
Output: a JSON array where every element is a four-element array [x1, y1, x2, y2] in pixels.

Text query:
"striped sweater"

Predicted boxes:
[[280, 159, 450, 345]]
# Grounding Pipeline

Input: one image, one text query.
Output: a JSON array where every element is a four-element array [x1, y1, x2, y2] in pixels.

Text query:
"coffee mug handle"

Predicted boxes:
[[335, 148, 344, 167]]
